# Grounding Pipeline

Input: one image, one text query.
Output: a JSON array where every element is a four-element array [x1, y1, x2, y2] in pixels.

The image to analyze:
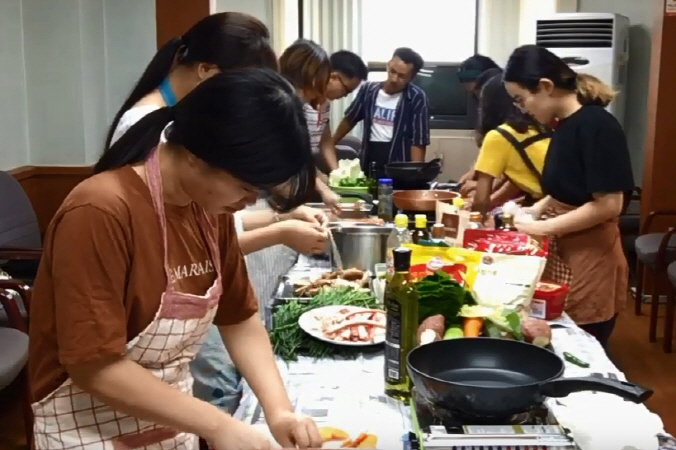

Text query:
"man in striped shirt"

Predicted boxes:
[[330, 47, 431, 179]]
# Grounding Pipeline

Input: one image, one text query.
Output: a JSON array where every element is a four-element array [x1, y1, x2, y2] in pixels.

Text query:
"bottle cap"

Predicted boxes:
[[394, 214, 409, 228], [414, 214, 428, 228], [452, 197, 465, 208], [378, 178, 393, 185], [392, 247, 412, 271], [469, 211, 482, 220]]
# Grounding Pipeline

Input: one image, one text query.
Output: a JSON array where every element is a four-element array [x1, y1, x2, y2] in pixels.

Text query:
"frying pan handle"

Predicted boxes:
[[539, 376, 654, 403]]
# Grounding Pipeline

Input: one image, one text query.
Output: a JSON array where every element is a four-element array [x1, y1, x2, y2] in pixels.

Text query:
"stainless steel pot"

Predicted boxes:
[[328, 223, 393, 272]]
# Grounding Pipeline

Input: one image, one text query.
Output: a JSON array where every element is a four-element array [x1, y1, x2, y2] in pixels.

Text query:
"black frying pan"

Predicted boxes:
[[407, 338, 652, 419], [384, 159, 441, 183]]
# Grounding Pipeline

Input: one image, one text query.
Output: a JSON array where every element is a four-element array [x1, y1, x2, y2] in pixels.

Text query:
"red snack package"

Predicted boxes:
[[463, 229, 549, 257], [530, 281, 569, 320]]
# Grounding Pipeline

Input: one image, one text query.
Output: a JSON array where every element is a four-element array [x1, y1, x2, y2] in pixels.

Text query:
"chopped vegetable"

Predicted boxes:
[[521, 317, 552, 347], [459, 304, 523, 340], [463, 317, 483, 337], [416, 271, 475, 328], [564, 351, 590, 368], [329, 158, 367, 187], [443, 326, 464, 339], [319, 427, 350, 442], [269, 287, 378, 361]]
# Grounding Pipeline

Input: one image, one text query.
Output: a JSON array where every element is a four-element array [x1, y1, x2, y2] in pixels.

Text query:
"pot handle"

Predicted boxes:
[[539, 376, 653, 403]]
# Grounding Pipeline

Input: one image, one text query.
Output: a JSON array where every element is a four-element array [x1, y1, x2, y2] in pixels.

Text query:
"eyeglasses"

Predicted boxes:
[[336, 75, 354, 96]]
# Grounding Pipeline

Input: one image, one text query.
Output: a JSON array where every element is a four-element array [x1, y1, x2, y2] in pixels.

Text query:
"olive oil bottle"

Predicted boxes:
[[384, 247, 419, 401]]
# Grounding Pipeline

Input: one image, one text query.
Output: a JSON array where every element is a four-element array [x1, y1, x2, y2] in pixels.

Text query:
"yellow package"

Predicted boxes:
[[403, 244, 481, 287]]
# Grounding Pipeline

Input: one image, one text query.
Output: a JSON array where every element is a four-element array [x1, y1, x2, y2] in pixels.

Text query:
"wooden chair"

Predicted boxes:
[[634, 211, 676, 343]]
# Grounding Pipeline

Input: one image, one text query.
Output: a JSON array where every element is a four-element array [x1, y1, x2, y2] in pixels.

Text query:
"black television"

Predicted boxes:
[[412, 63, 476, 130]]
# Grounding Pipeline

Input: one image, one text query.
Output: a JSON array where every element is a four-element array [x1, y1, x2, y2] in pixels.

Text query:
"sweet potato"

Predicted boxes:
[[521, 317, 552, 347], [417, 314, 445, 344]]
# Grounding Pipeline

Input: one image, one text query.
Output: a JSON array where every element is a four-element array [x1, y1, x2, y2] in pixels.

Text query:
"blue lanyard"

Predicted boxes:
[[159, 78, 177, 106]]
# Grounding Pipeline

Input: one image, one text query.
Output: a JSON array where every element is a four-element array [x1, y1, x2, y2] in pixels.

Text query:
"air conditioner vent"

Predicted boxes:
[[536, 18, 613, 48]]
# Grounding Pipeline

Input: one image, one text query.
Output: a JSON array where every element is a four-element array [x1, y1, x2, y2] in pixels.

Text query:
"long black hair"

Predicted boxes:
[[476, 73, 546, 145], [458, 54, 500, 83], [94, 69, 315, 212], [103, 12, 277, 151]]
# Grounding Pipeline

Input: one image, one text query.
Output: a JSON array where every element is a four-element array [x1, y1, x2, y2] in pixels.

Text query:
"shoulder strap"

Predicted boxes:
[[494, 127, 549, 184]]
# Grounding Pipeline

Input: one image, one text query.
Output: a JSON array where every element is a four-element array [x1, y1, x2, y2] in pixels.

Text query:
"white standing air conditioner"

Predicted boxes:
[[535, 13, 629, 125]]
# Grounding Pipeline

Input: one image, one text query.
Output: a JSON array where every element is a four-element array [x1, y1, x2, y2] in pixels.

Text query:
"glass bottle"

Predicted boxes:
[[384, 247, 418, 401], [377, 178, 394, 222], [500, 213, 518, 232], [411, 214, 430, 244], [431, 223, 445, 243], [385, 214, 412, 278], [468, 211, 484, 229]]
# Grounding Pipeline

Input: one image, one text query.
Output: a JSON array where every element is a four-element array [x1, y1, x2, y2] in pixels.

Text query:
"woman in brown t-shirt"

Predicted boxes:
[[28, 71, 322, 450]]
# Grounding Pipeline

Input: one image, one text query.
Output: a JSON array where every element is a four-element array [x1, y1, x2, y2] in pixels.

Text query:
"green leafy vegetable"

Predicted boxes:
[[269, 287, 378, 361], [337, 177, 370, 188], [416, 271, 474, 328]]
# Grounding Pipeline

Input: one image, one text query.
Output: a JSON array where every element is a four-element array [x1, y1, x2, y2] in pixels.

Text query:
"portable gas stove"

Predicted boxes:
[[409, 389, 578, 449]]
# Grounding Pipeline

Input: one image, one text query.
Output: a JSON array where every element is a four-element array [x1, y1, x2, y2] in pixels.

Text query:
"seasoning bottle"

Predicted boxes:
[[468, 211, 484, 229], [452, 196, 466, 211], [377, 178, 394, 222], [431, 223, 445, 243], [411, 214, 429, 244], [384, 247, 418, 401], [500, 213, 518, 232], [385, 214, 412, 278]]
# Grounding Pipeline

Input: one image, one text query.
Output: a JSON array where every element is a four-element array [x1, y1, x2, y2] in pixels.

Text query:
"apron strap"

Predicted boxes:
[[494, 127, 549, 184]]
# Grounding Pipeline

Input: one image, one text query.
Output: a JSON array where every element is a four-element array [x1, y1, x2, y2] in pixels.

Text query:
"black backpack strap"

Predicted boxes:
[[494, 127, 548, 184]]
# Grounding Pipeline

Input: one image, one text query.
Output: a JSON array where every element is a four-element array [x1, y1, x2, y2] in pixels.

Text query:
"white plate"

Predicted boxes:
[[298, 305, 386, 347]]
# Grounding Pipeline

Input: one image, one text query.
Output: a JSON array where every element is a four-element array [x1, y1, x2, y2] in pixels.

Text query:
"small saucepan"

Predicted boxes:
[[392, 190, 459, 212], [407, 338, 653, 420]]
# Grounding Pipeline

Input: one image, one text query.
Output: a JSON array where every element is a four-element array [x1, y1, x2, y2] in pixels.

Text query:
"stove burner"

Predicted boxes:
[[412, 389, 553, 429]]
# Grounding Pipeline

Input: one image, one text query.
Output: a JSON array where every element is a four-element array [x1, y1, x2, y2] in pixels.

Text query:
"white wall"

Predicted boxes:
[[0, 0, 156, 170], [213, 0, 273, 28]]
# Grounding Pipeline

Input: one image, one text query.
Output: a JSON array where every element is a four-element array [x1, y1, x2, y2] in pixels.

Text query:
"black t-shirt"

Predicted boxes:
[[542, 105, 634, 207]]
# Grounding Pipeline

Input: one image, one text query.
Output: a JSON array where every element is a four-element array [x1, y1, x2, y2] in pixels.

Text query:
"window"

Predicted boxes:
[[360, 0, 478, 64]]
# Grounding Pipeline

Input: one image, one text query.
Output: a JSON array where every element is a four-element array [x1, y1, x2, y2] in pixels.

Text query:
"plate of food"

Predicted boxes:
[[298, 305, 386, 346]]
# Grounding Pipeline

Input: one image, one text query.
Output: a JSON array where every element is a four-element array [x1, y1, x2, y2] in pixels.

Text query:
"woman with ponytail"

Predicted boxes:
[[28, 70, 321, 450], [503, 44, 634, 348]]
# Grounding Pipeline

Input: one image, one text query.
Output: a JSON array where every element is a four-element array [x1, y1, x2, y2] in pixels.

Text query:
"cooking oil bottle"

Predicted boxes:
[[385, 214, 412, 279], [384, 247, 419, 401]]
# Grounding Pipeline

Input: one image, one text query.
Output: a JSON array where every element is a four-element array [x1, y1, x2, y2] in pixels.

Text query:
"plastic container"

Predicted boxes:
[[529, 281, 569, 320], [377, 178, 394, 221]]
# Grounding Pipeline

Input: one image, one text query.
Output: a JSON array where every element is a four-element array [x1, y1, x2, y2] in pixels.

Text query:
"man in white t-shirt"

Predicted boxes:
[[330, 48, 431, 180], [304, 50, 368, 173]]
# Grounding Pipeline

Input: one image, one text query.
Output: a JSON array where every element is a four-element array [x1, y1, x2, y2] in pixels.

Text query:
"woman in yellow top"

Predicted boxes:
[[472, 73, 550, 216]]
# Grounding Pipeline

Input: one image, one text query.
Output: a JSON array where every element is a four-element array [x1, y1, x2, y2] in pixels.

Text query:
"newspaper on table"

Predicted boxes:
[[236, 355, 410, 449]]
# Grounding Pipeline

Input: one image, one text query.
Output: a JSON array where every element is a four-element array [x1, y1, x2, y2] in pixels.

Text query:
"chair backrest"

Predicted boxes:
[[335, 145, 358, 162], [0, 171, 41, 248], [338, 135, 361, 154]]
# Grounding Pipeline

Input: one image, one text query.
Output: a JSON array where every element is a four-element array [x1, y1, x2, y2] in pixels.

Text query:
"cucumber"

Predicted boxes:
[[443, 326, 464, 339]]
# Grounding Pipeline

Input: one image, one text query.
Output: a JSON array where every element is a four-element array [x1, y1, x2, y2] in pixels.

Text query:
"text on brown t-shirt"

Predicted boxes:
[[28, 166, 258, 402]]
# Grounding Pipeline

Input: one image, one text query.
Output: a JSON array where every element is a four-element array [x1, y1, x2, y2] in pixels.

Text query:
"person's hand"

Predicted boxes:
[[287, 206, 328, 227], [207, 416, 272, 450], [266, 410, 322, 449], [514, 216, 549, 236], [459, 180, 477, 198], [276, 220, 328, 254], [320, 188, 342, 215]]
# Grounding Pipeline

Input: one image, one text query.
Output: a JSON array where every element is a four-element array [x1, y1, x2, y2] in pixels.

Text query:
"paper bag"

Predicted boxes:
[[435, 200, 470, 247]]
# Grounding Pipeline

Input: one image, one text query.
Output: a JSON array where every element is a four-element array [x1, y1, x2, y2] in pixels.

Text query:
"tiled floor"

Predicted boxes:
[[1, 305, 675, 449]]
